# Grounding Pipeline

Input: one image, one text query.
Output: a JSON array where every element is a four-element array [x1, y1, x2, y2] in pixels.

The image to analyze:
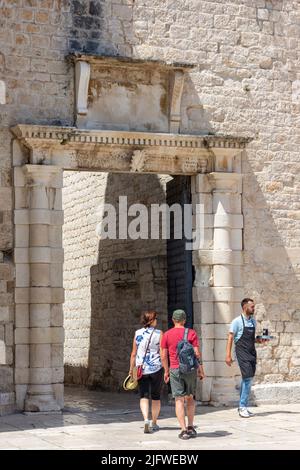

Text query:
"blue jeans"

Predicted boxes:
[[239, 377, 252, 408]]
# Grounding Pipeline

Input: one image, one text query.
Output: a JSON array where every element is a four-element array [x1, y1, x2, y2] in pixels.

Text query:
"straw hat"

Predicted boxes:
[[123, 374, 138, 391]]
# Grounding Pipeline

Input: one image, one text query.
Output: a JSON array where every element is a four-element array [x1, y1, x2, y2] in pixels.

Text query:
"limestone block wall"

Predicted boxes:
[[130, 0, 300, 388], [0, 128, 14, 414], [63, 171, 170, 387], [0, 0, 73, 414], [89, 255, 167, 390], [63, 171, 108, 384]]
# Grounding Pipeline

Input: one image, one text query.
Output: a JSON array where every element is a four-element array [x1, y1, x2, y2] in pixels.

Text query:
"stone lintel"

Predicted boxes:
[[11, 125, 249, 175]]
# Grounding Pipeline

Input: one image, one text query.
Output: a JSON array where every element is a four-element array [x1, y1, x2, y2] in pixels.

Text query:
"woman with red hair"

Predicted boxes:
[[129, 310, 163, 433]]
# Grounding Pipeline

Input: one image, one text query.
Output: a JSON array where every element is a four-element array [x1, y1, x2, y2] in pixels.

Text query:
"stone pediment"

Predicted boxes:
[[11, 125, 249, 175], [11, 55, 251, 175], [69, 54, 195, 133]]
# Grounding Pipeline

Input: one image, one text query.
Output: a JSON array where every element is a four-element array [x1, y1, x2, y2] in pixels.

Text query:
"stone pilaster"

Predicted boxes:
[[192, 150, 243, 405], [14, 164, 64, 411]]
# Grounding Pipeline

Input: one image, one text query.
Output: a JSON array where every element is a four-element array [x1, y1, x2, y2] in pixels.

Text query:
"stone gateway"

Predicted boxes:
[[0, 0, 300, 414]]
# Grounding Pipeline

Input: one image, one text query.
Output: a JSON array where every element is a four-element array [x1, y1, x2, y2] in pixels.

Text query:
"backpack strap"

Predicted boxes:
[[184, 328, 189, 341], [176, 328, 189, 359], [140, 328, 155, 368]]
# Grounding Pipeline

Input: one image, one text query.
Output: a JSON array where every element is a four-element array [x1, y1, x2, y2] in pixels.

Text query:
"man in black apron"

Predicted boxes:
[[225, 298, 266, 418]]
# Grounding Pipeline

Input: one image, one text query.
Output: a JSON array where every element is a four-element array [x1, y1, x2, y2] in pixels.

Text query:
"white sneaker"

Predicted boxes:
[[144, 419, 151, 433], [239, 407, 250, 418], [247, 408, 254, 416]]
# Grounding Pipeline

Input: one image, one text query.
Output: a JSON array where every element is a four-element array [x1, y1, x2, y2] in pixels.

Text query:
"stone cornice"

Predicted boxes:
[[11, 125, 250, 174], [67, 53, 196, 71], [11, 125, 250, 150]]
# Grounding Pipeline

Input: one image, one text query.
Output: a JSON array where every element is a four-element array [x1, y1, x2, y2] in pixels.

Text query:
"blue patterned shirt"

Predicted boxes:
[[135, 327, 162, 375]]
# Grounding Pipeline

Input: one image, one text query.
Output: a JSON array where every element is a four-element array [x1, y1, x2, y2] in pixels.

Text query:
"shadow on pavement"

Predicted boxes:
[[0, 387, 298, 434], [251, 411, 300, 417], [196, 431, 232, 438]]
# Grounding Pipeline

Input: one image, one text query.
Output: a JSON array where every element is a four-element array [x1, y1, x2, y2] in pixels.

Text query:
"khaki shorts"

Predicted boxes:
[[169, 368, 197, 398]]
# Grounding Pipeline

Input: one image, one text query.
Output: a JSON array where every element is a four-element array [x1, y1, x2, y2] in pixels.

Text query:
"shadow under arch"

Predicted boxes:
[[87, 172, 170, 391]]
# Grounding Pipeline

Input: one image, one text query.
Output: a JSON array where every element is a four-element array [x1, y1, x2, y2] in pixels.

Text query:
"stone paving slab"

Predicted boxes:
[[0, 387, 300, 450]]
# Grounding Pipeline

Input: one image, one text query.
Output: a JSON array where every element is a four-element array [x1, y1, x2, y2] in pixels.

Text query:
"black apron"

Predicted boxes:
[[235, 315, 256, 379]]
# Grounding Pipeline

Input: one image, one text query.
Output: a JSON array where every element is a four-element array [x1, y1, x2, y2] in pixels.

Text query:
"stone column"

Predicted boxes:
[[191, 174, 214, 403], [192, 151, 243, 405], [14, 164, 64, 411]]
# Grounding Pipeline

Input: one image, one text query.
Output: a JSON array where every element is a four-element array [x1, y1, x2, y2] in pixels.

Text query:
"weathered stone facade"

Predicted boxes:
[[0, 0, 300, 413]]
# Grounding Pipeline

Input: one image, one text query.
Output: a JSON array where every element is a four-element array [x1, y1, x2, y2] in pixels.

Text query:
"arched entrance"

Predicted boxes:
[[12, 124, 246, 410]]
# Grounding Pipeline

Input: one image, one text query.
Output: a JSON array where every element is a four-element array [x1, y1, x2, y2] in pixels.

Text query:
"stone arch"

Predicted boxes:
[[12, 124, 247, 410]]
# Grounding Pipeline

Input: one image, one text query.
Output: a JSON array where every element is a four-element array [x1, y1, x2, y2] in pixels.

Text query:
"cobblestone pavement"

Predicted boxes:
[[0, 386, 300, 450]]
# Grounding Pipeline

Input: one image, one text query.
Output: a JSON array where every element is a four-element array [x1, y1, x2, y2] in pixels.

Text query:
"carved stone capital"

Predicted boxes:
[[212, 148, 235, 172], [208, 172, 242, 193], [23, 165, 63, 189]]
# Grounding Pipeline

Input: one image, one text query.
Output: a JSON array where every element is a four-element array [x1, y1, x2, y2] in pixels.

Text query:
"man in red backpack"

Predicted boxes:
[[161, 309, 205, 440]]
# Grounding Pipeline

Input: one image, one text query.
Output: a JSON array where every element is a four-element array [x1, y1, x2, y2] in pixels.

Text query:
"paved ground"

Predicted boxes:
[[0, 386, 300, 450]]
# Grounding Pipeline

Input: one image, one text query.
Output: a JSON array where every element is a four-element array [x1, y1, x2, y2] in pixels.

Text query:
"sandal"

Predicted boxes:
[[187, 425, 197, 437], [178, 430, 190, 440]]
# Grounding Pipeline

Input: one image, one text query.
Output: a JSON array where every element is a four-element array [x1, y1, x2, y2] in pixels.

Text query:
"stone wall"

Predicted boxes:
[[0, 0, 73, 414], [128, 0, 300, 390], [0, 128, 14, 414], [89, 255, 167, 390], [63, 171, 170, 387], [63, 171, 107, 385]]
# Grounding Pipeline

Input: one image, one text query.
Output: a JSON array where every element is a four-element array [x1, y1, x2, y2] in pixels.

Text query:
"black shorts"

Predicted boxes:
[[138, 368, 163, 400]]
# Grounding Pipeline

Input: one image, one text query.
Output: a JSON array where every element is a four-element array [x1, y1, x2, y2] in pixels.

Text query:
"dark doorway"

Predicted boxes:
[[166, 176, 194, 328]]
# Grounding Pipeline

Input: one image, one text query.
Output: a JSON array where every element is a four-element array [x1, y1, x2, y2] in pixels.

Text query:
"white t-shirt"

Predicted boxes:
[[135, 327, 162, 375]]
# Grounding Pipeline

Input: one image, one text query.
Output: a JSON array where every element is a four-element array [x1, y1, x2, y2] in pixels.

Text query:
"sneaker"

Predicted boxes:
[[187, 425, 197, 437], [239, 407, 250, 418], [247, 408, 254, 416], [178, 430, 190, 440], [151, 423, 160, 432], [144, 419, 151, 433]]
